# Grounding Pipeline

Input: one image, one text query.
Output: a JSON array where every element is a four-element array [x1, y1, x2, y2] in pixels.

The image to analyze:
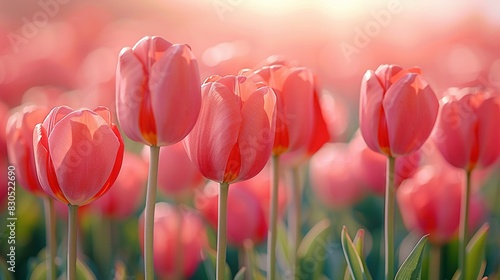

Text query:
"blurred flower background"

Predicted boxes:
[[1, 0, 500, 279]]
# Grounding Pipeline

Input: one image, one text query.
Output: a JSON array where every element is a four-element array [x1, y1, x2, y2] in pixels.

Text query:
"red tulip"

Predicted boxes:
[[90, 151, 148, 219], [435, 88, 500, 171], [244, 63, 325, 156], [6, 105, 49, 195], [310, 143, 365, 208], [139, 202, 206, 279], [116, 36, 201, 146], [397, 165, 485, 245], [359, 64, 439, 157], [184, 75, 276, 184], [143, 142, 205, 200], [195, 181, 267, 246], [33, 106, 124, 206]]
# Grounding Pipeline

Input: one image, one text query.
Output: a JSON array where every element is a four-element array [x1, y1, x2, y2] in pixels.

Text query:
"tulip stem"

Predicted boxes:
[[268, 155, 280, 280], [217, 182, 230, 280], [243, 240, 256, 279], [289, 166, 302, 277], [68, 204, 78, 280], [384, 156, 395, 280], [429, 244, 441, 280], [144, 145, 160, 280], [174, 202, 184, 280], [458, 170, 472, 280], [43, 196, 57, 280]]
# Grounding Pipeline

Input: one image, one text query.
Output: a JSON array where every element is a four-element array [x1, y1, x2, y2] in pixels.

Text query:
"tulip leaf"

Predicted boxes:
[[297, 219, 331, 280], [233, 267, 246, 280], [29, 258, 96, 280], [394, 234, 428, 280], [341, 226, 373, 280], [452, 223, 489, 280], [202, 248, 232, 280], [343, 229, 369, 280], [0, 260, 14, 280], [277, 221, 291, 270]]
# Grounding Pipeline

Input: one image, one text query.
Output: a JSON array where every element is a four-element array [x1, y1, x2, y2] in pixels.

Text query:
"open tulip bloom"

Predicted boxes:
[[184, 74, 276, 280], [33, 106, 124, 280]]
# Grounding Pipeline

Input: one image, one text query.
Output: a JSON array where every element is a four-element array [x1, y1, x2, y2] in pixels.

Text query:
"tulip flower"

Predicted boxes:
[[434, 88, 500, 279], [139, 203, 206, 279], [143, 142, 205, 200], [358, 64, 438, 280], [6, 105, 58, 279], [115, 36, 201, 147], [184, 74, 276, 280], [310, 143, 365, 209], [33, 105, 124, 280], [116, 36, 202, 279]]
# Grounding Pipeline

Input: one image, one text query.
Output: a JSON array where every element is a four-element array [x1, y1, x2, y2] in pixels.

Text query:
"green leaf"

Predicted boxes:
[[0, 258, 14, 280], [29, 258, 96, 280], [452, 223, 489, 280], [233, 267, 246, 280], [341, 226, 372, 280], [202, 248, 232, 280], [395, 235, 429, 280], [297, 219, 331, 280], [277, 221, 291, 270], [344, 229, 369, 280]]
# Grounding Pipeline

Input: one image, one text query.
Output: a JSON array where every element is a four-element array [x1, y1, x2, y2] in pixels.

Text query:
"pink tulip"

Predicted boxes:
[[349, 132, 420, 195], [143, 142, 205, 199], [309, 143, 365, 208], [434, 88, 500, 171], [6, 105, 50, 195], [397, 165, 485, 245], [116, 36, 201, 146], [184, 75, 276, 184], [359, 64, 439, 157], [244, 63, 326, 156], [33, 106, 124, 206], [90, 151, 148, 219], [139, 202, 206, 279], [195, 181, 267, 246]]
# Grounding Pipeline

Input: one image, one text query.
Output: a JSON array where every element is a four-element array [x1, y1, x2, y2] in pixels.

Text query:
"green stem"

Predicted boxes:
[[68, 205, 78, 280], [429, 244, 441, 280], [243, 240, 255, 280], [268, 155, 280, 280], [458, 170, 472, 280], [384, 156, 395, 280], [43, 197, 56, 280], [290, 166, 302, 278], [216, 182, 230, 280], [144, 145, 160, 280], [174, 202, 184, 280]]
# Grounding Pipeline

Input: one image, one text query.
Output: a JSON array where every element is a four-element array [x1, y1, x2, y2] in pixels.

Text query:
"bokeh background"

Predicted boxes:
[[1, 0, 500, 279]]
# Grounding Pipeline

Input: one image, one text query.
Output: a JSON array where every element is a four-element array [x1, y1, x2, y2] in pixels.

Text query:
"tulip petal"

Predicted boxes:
[[150, 44, 201, 145], [359, 70, 386, 154], [476, 97, 500, 168], [384, 74, 438, 156], [48, 110, 120, 205], [116, 48, 149, 144], [185, 82, 241, 182]]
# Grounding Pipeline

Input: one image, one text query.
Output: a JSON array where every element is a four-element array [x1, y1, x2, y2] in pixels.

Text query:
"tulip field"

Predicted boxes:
[[1, 1, 500, 280]]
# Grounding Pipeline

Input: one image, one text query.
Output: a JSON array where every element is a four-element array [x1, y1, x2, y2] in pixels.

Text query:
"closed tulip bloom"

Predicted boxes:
[[359, 64, 439, 156], [244, 64, 323, 156], [91, 151, 148, 219], [143, 142, 205, 199], [195, 181, 267, 246], [397, 165, 485, 245], [435, 89, 500, 171], [116, 36, 201, 146], [139, 202, 206, 279], [6, 105, 49, 195], [184, 75, 276, 184], [33, 106, 124, 206]]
